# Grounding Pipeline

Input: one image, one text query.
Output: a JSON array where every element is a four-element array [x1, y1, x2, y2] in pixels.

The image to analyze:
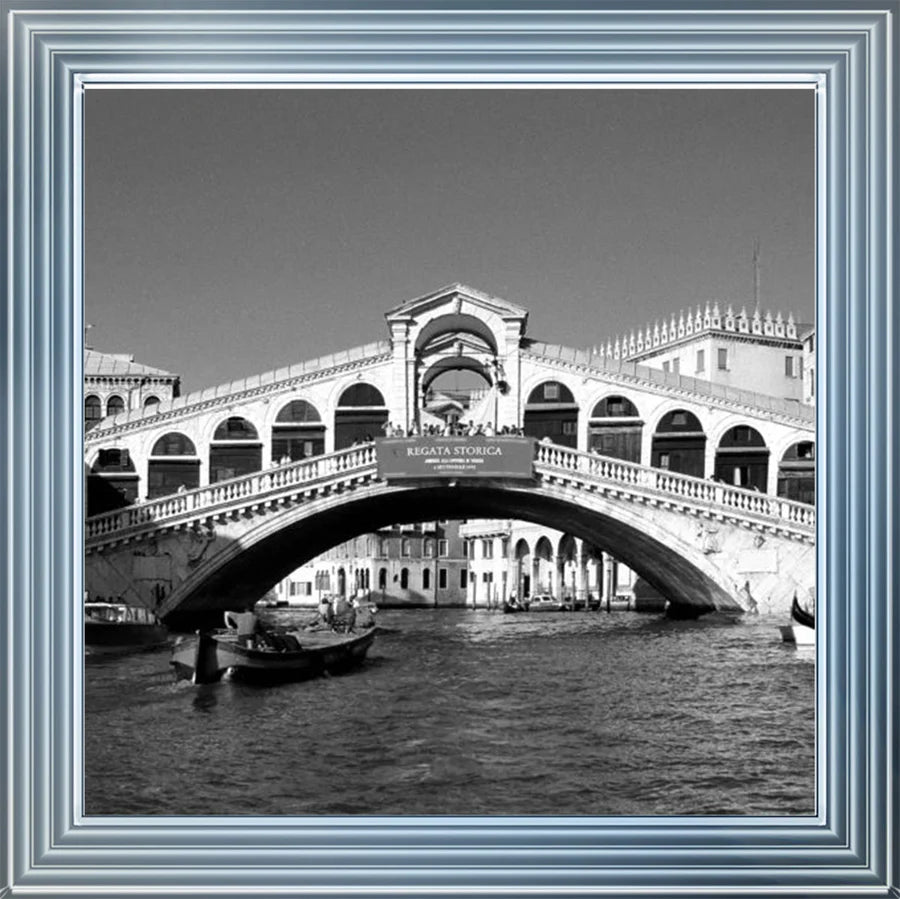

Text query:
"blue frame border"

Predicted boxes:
[[2, 3, 896, 897]]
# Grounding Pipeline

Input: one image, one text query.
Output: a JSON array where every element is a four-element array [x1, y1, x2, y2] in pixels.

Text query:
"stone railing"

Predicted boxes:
[[533, 443, 816, 535], [86, 440, 815, 549], [85, 444, 378, 546]]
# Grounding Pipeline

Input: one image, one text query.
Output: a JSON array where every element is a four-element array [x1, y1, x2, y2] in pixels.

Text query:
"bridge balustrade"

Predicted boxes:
[[86, 440, 813, 546], [85, 443, 377, 541], [533, 443, 815, 532]]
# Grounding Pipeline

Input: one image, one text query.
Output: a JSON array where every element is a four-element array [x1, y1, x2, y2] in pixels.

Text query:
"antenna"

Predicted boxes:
[[752, 239, 761, 314], [84, 322, 94, 349]]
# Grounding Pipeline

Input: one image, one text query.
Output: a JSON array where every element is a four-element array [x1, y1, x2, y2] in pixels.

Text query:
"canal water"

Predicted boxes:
[[84, 609, 815, 817]]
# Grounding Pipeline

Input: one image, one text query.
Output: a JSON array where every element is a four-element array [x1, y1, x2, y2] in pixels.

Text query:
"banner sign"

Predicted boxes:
[[376, 436, 535, 480]]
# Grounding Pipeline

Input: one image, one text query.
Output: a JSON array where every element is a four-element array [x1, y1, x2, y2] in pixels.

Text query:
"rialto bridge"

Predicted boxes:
[[84, 284, 816, 626]]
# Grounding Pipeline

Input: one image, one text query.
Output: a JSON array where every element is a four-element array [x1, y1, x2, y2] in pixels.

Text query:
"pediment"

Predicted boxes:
[[384, 283, 529, 325]]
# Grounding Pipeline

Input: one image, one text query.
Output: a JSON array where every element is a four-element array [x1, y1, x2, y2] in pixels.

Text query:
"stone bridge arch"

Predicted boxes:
[[145, 477, 812, 626]]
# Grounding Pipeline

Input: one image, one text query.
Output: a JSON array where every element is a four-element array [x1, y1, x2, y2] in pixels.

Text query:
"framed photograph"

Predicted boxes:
[[3, 3, 896, 897]]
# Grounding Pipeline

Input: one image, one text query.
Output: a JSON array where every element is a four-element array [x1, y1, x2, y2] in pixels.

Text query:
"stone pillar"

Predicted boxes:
[[388, 319, 413, 430], [602, 553, 615, 607], [575, 541, 587, 607]]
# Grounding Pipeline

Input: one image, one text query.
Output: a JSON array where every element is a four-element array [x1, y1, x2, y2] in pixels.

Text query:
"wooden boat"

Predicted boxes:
[[779, 594, 815, 645], [84, 601, 169, 655], [171, 617, 377, 684]]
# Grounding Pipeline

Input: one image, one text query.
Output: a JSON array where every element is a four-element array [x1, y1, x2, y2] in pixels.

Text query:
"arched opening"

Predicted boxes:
[[777, 440, 815, 505], [414, 313, 498, 356], [557, 534, 578, 603], [271, 399, 325, 463], [423, 568, 431, 590], [85, 395, 102, 431], [400, 567, 409, 590], [158, 484, 787, 628], [209, 417, 262, 483], [423, 367, 492, 431], [334, 383, 388, 449], [589, 395, 642, 462], [143, 395, 160, 410], [652, 410, 706, 478], [106, 395, 125, 417], [148, 432, 200, 498], [87, 448, 138, 515], [513, 538, 531, 599], [378, 567, 388, 591], [336, 567, 346, 598], [524, 381, 578, 448], [533, 536, 554, 594], [714, 425, 769, 491]]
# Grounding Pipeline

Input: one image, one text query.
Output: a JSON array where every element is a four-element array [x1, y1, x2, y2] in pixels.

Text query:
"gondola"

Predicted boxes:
[[779, 594, 815, 645], [171, 615, 377, 685]]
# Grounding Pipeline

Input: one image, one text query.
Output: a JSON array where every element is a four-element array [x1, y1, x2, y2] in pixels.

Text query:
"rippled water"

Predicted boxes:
[[84, 609, 815, 816]]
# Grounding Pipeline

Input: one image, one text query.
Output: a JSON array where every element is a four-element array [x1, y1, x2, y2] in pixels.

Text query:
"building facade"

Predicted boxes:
[[600, 303, 810, 403], [274, 520, 468, 608]]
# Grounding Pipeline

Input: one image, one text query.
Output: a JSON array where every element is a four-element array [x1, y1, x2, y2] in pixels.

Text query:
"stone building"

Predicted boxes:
[[600, 303, 810, 403], [273, 520, 468, 608]]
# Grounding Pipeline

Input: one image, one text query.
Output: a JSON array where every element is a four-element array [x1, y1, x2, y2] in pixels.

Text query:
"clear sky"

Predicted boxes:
[[85, 88, 814, 392]]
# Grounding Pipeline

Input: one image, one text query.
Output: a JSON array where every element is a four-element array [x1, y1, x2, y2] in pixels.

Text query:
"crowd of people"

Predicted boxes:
[[381, 421, 527, 438]]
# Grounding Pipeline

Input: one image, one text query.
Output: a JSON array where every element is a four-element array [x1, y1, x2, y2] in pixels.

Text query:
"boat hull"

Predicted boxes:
[[171, 626, 377, 684]]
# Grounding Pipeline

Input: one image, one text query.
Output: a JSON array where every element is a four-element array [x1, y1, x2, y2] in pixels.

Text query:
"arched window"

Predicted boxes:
[[213, 417, 259, 441], [148, 433, 200, 498], [777, 441, 815, 505], [334, 383, 388, 450], [651, 410, 706, 477], [714, 425, 769, 491], [209, 417, 262, 483], [338, 383, 387, 407], [143, 395, 160, 409], [589, 395, 642, 462], [423, 568, 431, 590], [87, 448, 138, 515], [400, 568, 409, 590], [523, 381, 578, 448], [106, 395, 125, 417], [151, 433, 196, 456], [84, 395, 102, 431], [378, 567, 388, 590], [272, 399, 325, 463]]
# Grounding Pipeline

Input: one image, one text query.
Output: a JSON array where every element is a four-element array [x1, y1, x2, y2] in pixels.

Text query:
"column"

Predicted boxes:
[[575, 541, 587, 608], [602, 552, 615, 609]]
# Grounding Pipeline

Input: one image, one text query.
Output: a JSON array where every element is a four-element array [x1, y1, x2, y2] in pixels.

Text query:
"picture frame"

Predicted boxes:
[[2, 2, 896, 896]]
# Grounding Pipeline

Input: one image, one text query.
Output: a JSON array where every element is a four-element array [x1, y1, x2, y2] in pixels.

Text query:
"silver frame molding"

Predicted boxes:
[[2, 3, 896, 897]]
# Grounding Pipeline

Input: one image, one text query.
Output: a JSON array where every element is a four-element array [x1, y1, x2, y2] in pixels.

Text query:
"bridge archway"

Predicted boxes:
[[714, 425, 769, 491], [588, 395, 642, 462], [651, 409, 706, 477], [524, 381, 579, 448], [777, 440, 815, 505], [147, 432, 200, 498], [156, 478, 764, 626], [209, 416, 262, 483], [334, 383, 388, 448], [271, 399, 325, 463], [87, 448, 138, 515]]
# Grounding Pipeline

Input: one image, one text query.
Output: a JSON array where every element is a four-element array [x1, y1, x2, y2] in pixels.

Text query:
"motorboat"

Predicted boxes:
[[171, 612, 377, 684], [779, 594, 815, 645], [526, 594, 566, 612], [84, 601, 169, 655]]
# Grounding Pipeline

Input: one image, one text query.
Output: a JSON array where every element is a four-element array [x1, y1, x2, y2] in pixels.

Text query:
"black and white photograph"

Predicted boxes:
[[82, 87, 817, 817]]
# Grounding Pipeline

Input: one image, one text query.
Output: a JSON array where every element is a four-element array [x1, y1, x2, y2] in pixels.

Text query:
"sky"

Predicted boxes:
[[85, 88, 814, 392]]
